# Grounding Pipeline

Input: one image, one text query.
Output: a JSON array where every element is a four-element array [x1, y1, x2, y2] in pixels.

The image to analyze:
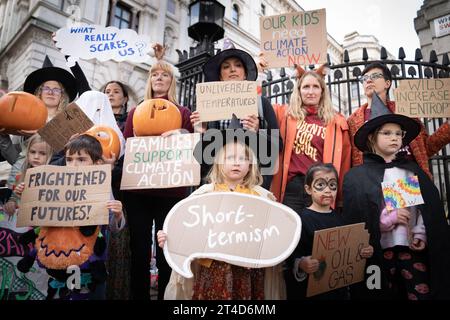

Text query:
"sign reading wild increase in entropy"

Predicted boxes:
[[307, 223, 369, 297], [260, 9, 327, 68], [162, 192, 302, 278], [120, 133, 201, 190], [394, 79, 450, 118], [54, 24, 151, 67], [17, 165, 111, 227], [196, 81, 258, 122]]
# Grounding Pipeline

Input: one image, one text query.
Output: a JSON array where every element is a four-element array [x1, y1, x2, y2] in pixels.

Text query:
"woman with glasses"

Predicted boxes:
[[347, 61, 450, 178]]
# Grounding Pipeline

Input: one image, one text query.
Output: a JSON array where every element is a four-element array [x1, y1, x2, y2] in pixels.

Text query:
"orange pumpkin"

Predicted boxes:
[[0, 91, 48, 130], [36, 226, 99, 270], [85, 125, 120, 159], [133, 98, 182, 136]]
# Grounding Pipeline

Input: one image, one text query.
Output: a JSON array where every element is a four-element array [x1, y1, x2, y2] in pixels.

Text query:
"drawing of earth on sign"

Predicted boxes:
[[162, 192, 302, 278]]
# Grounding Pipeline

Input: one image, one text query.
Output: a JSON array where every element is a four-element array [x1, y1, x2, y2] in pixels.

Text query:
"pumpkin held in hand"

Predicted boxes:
[[133, 98, 182, 136], [0, 91, 48, 131], [86, 125, 120, 159]]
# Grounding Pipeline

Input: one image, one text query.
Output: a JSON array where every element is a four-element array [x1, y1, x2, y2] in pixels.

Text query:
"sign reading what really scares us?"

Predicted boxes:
[[54, 24, 151, 67]]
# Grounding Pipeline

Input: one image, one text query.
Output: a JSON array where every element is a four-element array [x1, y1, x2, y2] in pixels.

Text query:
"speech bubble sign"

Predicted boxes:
[[54, 24, 151, 67], [163, 192, 301, 278]]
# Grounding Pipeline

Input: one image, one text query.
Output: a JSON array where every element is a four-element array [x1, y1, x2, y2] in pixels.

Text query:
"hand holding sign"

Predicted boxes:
[[162, 192, 301, 278], [54, 24, 151, 67]]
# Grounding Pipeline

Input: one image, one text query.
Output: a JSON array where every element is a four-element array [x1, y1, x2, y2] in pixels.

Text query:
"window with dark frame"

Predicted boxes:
[[108, 1, 132, 29], [232, 4, 239, 25]]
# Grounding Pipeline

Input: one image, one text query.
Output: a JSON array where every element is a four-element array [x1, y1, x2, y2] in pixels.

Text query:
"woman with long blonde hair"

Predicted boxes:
[[271, 66, 351, 213], [122, 58, 193, 300]]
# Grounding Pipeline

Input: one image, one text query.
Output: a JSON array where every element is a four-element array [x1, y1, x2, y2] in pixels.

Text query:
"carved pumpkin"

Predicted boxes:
[[86, 125, 120, 159], [133, 98, 182, 136], [36, 226, 99, 270], [0, 91, 48, 130]]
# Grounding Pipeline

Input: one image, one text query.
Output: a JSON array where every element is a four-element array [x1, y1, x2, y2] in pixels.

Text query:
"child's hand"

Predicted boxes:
[[242, 114, 259, 132], [106, 200, 123, 221], [3, 200, 17, 216], [299, 256, 319, 274], [396, 208, 411, 225], [161, 128, 189, 137], [190, 111, 206, 133], [157, 230, 167, 248], [410, 238, 426, 251], [14, 183, 25, 197], [359, 245, 374, 258], [257, 52, 268, 72]]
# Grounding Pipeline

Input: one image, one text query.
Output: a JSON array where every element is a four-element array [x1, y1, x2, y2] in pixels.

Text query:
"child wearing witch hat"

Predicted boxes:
[[342, 93, 450, 300]]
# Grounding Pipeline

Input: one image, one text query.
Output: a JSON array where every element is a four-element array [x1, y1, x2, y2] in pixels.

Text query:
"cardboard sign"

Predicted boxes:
[[38, 103, 94, 152], [162, 192, 302, 278], [195, 81, 258, 122], [382, 176, 424, 211], [394, 79, 450, 118], [17, 165, 111, 227], [260, 9, 327, 68], [54, 24, 151, 67], [121, 133, 201, 190], [307, 223, 369, 297]]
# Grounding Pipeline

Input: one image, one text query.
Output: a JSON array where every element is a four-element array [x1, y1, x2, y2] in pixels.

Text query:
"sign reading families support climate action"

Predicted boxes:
[[394, 79, 450, 118], [162, 192, 302, 278], [196, 81, 258, 122], [54, 24, 151, 67], [38, 103, 94, 152], [260, 9, 327, 68], [17, 165, 111, 227], [307, 223, 369, 297], [121, 133, 201, 190]]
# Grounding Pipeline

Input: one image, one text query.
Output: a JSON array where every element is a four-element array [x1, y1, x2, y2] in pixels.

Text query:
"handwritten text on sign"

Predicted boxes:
[[121, 133, 201, 190], [307, 223, 369, 297], [381, 176, 424, 211], [162, 192, 302, 278], [260, 9, 327, 68], [394, 79, 450, 118], [196, 81, 258, 122], [54, 25, 151, 67], [17, 165, 111, 227]]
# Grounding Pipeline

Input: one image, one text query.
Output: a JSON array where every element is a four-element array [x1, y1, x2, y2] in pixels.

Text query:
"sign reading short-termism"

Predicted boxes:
[[307, 223, 369, 297], [196, 81, 258, 122], [163, 192, 302, 278], [121, 133, 201, 190], [17, 165, 111, 227], [260, 9, 327, 68], [54, 24, 151, 67], [394, 79, 450, 118]]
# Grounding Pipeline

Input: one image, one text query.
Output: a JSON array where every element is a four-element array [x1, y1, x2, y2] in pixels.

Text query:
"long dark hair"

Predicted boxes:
[[103, 80, 129, 109]]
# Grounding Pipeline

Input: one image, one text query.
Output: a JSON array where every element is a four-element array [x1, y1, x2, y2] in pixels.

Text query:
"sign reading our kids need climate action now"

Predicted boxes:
[[260, 9, 327, 68], [121, 133, 201, 190], [17, 165, 111, 227], [54, 24, 151, 67]]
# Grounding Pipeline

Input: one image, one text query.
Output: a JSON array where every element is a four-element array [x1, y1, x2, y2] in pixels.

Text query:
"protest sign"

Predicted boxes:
[[54, 24, 151, 67], [162, 192, 302, 278], [38, 103, 94, 152], [121, 133, 201, 190], [382, 176, 424, 211], [307, 223, 369, 297], [394, 79, 450, 118], [260, 9, 327, 68], [17, 165, 111, 227], [434, 14, 450, 38], [195, 81, 258, 122]]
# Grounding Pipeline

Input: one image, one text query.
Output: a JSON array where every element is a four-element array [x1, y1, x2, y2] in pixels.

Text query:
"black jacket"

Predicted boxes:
[[342, 152, 450, 299]]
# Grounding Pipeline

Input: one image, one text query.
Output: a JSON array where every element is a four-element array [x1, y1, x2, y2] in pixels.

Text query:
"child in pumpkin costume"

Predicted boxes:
[[157, 139, 286, 300], [17, 135, 125, 300]]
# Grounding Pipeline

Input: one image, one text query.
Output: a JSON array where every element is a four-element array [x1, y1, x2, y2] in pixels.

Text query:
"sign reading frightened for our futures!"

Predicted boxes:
[[17, 165, 111, 227]]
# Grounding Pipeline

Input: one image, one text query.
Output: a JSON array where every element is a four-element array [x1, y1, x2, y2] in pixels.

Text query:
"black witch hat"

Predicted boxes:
[[354, 92, 420, 152], [23, 55, 78, 102]]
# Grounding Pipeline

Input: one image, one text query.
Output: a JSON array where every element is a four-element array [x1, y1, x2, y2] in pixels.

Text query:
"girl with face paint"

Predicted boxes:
[[284, 163, 373, 300]]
